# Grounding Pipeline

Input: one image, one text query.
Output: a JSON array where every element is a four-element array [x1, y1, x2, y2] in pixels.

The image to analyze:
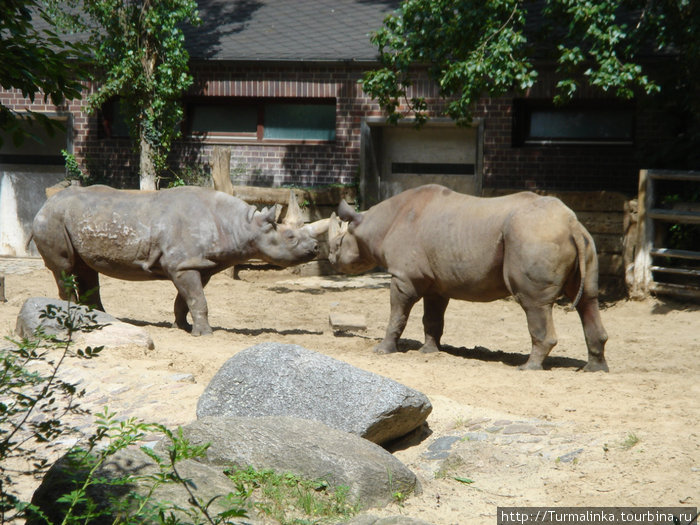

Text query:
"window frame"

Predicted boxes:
[[183, 97, 337, 144], [512, 99, 636, 147]]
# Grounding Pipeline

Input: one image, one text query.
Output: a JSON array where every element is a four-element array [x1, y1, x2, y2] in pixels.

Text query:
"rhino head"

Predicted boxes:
[[253, 190, 330, 267], [327, 200, 376, 275]]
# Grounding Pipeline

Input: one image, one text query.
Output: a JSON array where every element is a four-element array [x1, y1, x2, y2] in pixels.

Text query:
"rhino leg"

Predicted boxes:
[[50, 269, 76, 303], [75, 265, 104, 311], [49, 263, 104, 311], [519, 303, 558, 370], [576, 297, 609, 372], [169, 270, 212, 336], [376, 277, 419, 354], [173, 292, 190, 331], [420, 294, 449, 353]]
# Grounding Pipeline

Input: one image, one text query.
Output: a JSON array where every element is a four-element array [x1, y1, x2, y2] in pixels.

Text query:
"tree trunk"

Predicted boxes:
[[139, 136, 157, 190]]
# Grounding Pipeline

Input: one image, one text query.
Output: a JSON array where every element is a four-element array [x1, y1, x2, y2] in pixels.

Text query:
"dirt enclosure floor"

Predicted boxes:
[[1, 258, 698, 524]]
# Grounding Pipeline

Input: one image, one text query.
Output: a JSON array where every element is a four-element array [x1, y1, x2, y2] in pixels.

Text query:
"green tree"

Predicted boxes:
[[363, 0, 698, 159], [80, 0, 201, 190], [0, 0, 88, 147]]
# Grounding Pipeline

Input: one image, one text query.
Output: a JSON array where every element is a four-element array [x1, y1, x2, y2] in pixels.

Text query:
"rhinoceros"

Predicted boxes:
[[328, 184, 608, 371], [31, 185, 328, 336]]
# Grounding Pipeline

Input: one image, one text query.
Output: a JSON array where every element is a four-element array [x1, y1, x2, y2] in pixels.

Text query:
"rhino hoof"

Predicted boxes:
[[419, 344, 439, 354], [583, 359, 609, 372], [374, 343, 397, 355], [173, 317, 192, 329]]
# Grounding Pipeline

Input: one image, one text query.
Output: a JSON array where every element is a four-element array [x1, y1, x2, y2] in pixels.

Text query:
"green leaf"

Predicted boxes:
[[454, 476, 475, 484]]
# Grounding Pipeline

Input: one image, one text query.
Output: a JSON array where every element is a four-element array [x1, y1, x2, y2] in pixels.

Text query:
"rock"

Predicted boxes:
[[196, 342, 432, 444], [167, 416, 419, 508], [346, 516, 434, 525], [329, 310, 367, 332], [15, 297, 154, 349], [28, 447, 241, 525]]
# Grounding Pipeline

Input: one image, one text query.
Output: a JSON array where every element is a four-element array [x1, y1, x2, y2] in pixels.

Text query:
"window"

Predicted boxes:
[[100, 98, 130, 139], [263, 102, 335, 141], [190, 104, 257, 135], [513, 99, 635, 146], [185, 98, 336, 142], [0, 115, 68, 165]]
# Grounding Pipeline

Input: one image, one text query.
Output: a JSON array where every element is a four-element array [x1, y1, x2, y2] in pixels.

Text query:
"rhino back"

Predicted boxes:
[[364, 186, 540, 299], [36, 186, 256, 279]]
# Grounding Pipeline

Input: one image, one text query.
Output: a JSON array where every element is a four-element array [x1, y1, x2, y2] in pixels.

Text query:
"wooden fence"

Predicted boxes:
[[632, 170, 700, 301]]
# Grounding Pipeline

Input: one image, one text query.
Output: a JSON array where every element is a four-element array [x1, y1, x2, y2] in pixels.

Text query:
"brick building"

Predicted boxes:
[[0, 0, 676, 264]]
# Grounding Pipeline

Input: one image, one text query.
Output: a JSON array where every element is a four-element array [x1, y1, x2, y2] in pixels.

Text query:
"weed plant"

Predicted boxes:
[[0, 274, 360, 524]]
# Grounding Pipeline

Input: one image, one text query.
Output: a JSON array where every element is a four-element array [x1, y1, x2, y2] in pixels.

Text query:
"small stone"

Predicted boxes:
[[169, 373, 195, 383], [423, 436, 462, 459], [329, 311, 367, 332], [503, 423, 548, 435], [462, 432, 489, 442], [557, 448, 584, 463], [494, 419, 512, 426]]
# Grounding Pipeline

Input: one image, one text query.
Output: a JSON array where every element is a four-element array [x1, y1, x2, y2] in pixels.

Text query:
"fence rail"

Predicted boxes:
[[633, 169, 700, 300]]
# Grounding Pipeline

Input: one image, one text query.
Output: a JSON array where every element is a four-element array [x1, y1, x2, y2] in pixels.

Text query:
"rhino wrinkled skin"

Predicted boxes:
[[328, 184, 608, 371], [32, 185, 321, 336]]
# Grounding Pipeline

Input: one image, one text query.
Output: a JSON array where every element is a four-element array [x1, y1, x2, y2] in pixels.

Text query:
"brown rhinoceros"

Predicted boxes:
[[32, 185, 328, 336], [328, 184, 608, 371]]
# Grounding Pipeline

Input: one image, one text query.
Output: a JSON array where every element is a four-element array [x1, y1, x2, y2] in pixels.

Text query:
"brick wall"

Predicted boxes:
[[474, 96, 647, 195], [171, 63, 390, 188]]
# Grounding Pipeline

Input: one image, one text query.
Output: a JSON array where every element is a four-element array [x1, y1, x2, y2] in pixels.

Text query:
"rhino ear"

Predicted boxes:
[[246, 206, 256, 223], [338, 200, 362, 227], [252, 206, 276, 232]]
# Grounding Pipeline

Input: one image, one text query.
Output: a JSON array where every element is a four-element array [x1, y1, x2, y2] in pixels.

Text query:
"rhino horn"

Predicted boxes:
[[304, 217, 331, 238], [282, 190, 305, 228]]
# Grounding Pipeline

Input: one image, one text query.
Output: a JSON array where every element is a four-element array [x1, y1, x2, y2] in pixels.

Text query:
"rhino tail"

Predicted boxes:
[[25, 232, 34, 252], [571, 222, 588, 308]]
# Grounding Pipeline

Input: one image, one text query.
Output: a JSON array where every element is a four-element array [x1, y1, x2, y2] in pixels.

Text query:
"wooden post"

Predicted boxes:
[[211, 146, 233, 195], [0, 275, 6, 302], [211, 147, 238, 278], [632, 169, 653, 298]]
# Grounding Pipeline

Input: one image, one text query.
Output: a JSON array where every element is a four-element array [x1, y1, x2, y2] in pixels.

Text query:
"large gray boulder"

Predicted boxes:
[[347, 517, 434, 525], [15, 297, 154, 349], [196, 343, 432, 445], [30, 416, 420, 523], [28, 448, 242, 525], [169, 416, 419, 508]]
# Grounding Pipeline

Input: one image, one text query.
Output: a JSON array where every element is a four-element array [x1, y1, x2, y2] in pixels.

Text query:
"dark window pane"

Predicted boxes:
[[111, 99, 130, 137], [0, 116, 67, 165], [263, 103, 335, 140], [530, 109, 634, 141], [190, 104, 257, 134]]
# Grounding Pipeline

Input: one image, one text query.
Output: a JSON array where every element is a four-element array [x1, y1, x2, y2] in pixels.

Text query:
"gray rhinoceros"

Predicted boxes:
[[328, 184, 608, 371], [32, 185, 328, 336]]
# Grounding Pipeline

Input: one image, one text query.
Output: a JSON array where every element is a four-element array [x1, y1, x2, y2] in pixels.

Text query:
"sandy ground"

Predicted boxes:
[[1, 258, 698, 524]]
